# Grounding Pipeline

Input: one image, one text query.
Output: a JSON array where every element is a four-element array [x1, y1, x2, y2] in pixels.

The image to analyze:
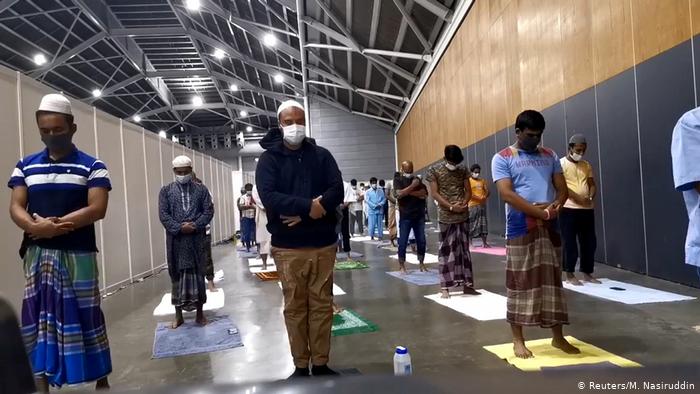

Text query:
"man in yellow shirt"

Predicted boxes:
[[468, 164, 490, 247], [559, 134, 600, 285]]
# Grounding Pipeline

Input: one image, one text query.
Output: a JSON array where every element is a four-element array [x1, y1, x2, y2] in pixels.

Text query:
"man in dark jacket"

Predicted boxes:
[[256, 100, 344, 378]]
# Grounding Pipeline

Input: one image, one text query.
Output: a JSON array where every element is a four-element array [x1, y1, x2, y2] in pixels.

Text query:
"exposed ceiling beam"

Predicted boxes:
[[0, 0, 18, 13], [110, 26, 186, 37], [92, 74, 142, 101], [414, 0, 454, 21], [311, 93, 397, 125], [140, 103, 276, 119], [307, 80, 409, 102], [71, 0, 182, 124], [304, 43, 431, 61], [272, 0, 297, 12], [391, 0, 431, 52], [29, 32, 107, 78]]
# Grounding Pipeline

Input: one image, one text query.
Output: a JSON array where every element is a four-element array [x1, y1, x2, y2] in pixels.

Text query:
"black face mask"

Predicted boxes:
[[519, 134, 540, 152], [41, 133, 73, 152]]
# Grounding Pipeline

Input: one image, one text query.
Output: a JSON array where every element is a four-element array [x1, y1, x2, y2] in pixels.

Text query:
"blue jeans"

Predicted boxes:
[[398, 217, 426, 262], [368, 212, 384, 239], [241, 217, 256, 247]]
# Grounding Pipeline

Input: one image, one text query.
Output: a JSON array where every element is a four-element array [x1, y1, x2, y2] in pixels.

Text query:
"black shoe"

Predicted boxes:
[[288, 367, 310, 379], [312, 365, 339, 376]]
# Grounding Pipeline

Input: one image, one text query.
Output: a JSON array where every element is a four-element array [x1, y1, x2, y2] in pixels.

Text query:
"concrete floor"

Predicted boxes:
[[82, 224, 700, 391]]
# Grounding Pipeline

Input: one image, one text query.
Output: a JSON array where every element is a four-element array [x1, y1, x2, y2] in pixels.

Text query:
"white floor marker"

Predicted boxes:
[[276, 282, 346, 295], [389, 253, 439, 264], [563, 278, 696, 304], [248, 258, 276, 267], [250, 264, 277, 273], [213, 269, 224, 283], [153, 289, 225, 316], [424, 289, 507, 321]]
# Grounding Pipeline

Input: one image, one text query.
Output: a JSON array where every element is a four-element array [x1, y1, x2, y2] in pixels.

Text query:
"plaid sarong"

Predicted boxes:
[[438, 221, 474, 288], [468, 204, 488, 238], [171, 268, 207, 312], [506, 221, 569, 327], [21, 246, 111, 387]]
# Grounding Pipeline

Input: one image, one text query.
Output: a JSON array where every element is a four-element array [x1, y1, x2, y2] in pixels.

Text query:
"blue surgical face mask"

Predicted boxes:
[[371, 184, 377, 189], [176, 174, 192, 184]]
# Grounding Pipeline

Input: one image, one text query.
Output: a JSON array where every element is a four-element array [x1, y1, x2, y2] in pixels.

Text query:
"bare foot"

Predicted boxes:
[[207, 281, 218, 292], [565, 273, 582, 286], [551, 337, 581, 354], [196, 315, 208, 326], [333, 303, 344, 314], [582, 274, 601, 284], [96, 377, 110, 390], [171, 317, 184, 329], [419, 263, 428, 272], [483, 242, 492, 248], [440, 289, 451, 299], [462, 286, 481, 296], [513, 340, 534, 359], [399, 264, 408, 275]]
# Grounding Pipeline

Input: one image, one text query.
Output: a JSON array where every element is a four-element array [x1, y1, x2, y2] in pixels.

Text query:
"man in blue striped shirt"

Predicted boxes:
[[8, 93, 112, 390]]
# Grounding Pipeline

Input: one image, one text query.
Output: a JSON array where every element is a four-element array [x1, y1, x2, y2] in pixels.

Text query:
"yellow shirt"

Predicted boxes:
[[560, 157, 594, 209], [468, 177, 487, 207]]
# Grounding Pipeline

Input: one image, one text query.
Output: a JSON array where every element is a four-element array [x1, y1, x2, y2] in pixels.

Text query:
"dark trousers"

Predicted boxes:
[[398, 217, 426, 262], [559, 208, 597, 274], [341, 207, 351, 253], [204, 234, 214, 281], [383, 203, 389, 226]]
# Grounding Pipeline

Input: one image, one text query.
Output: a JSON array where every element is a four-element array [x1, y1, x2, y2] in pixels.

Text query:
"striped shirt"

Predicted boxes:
[[7, 147, 111, 252]]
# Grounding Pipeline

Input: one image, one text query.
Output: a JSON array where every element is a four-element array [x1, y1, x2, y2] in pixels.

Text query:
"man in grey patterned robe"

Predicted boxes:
[[159, 155, 214, 328]]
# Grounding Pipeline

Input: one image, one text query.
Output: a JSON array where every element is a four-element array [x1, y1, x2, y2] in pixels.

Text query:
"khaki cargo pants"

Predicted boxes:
[[272, 244, 336, 368]]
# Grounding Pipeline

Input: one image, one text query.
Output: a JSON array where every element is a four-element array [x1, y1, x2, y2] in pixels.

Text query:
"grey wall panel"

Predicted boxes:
[[564, 88, 606, 262], [596, 69, 646, 273], [71, 101, 96, 156], [20, 75, 51, 155], [96, 116, 131, 288], [636, 40, 697, 285], [541, 102, 566, 156], [123, 126, 151, 277], [206, 157, 217, 242], [215, 162, 224, 242], [493, 129, 510, 236], [144, 133, 165, 268], [310, 99, 395, 181], [0, 68, 24, 313]]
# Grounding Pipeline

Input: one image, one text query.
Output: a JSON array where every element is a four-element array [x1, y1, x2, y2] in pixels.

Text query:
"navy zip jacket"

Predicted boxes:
[[255, 128, 344, 248]]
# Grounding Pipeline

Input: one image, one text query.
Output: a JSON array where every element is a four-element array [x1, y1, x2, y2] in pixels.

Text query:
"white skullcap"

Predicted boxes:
[[172, 155, 192, 168], [276, 100, 304, 117], [38, 93, 72, 116]]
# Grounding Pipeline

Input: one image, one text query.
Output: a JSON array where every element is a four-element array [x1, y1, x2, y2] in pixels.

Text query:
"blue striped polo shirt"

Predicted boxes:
[[7, 146, 112, 252]]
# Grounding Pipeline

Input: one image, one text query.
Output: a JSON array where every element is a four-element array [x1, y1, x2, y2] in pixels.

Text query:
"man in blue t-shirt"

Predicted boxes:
[[491, 110, 579, 359]]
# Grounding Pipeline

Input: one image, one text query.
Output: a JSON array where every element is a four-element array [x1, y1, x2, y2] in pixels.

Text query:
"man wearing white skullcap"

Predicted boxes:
[[8, 93, 113, 389], [256, 99, 344, 378], [159, 155, 214, 328]]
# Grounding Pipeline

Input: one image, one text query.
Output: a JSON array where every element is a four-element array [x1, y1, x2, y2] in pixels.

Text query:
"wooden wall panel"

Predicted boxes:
[[398, 0, 696, 168], [631, 0, 691, 64]]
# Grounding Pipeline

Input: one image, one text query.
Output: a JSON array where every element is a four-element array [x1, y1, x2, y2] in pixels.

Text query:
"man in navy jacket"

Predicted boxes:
[[256, 100, 343, 378]]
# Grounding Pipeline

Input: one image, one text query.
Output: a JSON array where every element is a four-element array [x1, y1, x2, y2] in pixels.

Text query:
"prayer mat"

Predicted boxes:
[[248, 258, 276, 267], [483, 336, 641, 372], [424, 289, 507, 321], [335, 261, 369, 270], [332, 309, 378, 336], [562, 278, 695, 304], [153, 289, 225, 316], [255, 271, 279, 281], [238, 251, 259, 259], [152, 316, 243, 359], [336, 251, 364, 260], [389, 253, 439, 264], [470, 246, 507, 256], [380, 244, 399, 252], [541, 361, 619, 372], [278, 282, 346, 295], [386, 269, 440, 286], [249, 264, 277, 273]]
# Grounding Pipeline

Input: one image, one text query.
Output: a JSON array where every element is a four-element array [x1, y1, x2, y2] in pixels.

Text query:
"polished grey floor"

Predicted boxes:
[[84, 224, 700, 391]]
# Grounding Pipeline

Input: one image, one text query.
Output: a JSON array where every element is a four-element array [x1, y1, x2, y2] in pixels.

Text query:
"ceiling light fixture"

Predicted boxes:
[[246, 126, 253, 132], [91, 89, 102, 98], [158, 130, 167, 138], [239, 110, 248, 117], [33, 53, 47, 66], [230, 84, 238, 92], [185, 0, 200, 11], [263, 33, 277, 47], [172, 135, 179, 142], [274, 73, 284, 83], [192, 95, 203, 107], [213, 48, 225, 59], [133, 115, 141, 122]]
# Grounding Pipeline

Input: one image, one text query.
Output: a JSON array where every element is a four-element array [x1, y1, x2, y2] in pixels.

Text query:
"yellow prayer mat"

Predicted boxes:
[[483, 336, 641, 371]]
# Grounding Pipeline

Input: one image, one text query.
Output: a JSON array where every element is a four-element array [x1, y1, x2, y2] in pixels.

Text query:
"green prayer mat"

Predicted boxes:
[[332, 309, 378, 336], [334, 260, 369, 270]]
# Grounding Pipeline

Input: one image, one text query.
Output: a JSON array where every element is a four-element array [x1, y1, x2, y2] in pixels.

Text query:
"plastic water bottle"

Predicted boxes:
[[393, 346, 412, 376]]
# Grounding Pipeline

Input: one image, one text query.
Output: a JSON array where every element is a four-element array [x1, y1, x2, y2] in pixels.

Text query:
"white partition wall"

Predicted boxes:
[[0, 66, 234, 312]]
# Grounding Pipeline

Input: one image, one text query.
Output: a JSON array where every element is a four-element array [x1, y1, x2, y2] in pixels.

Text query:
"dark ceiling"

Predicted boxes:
[[0, 0, 458, 146]]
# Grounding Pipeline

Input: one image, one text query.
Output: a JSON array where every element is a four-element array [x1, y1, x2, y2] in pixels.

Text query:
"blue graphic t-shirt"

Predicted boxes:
[[491, 146, 562, 239]]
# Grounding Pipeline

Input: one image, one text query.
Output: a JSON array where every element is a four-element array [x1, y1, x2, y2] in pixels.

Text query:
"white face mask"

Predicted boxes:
[[403, 173, 413, 178], [176, 174, 192, 184], [472, 172, 480, 179], [570, 152, 583, 162], [371, 184, 377, 189], [282, 124, 306, 145], [445, 163, 457, 171]]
